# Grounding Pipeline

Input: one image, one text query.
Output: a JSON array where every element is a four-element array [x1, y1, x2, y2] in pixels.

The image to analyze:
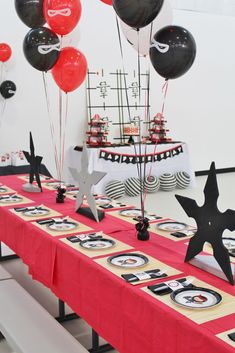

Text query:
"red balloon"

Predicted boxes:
[[44, 0, 82, 35], [100, 0, 112, 5], [52, 47, 87, 93], [0, 43, 12, 62]]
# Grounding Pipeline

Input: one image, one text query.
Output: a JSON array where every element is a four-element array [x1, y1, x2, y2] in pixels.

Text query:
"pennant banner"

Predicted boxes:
[[99, 144, 183, 164]]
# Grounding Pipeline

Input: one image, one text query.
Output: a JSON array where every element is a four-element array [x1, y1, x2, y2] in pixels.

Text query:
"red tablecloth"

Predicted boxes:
[[0, 175, 234, 353]]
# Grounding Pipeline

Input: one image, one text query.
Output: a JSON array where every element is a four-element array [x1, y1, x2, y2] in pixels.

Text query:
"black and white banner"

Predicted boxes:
[[99, 144, 183, 164]]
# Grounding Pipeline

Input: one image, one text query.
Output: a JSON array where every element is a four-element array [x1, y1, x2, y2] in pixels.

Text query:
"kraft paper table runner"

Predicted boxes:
[[32, 217, 93, 237], [142, 277, 235, 324], [9, 205, 62, 221], [60, 234, 133, 258], [216, 328, 235, 348], [95, 251, 181, 286], [0, 194, 33, 207]]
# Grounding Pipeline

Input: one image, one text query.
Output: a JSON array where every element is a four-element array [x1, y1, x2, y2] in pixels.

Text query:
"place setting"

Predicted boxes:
[[9, 204, 62, 221], [108, 208, 163, 225], [95, 250, 181, 285], [216, 328, 235, 348], [202, 237, 235, 263], [32, 216, 93, 237], [150, 219, 197, 241], [0, 184, 16, 195], [0, 193, 33, 206], [142, 276, 235, 324], [81, 194, 135, 211], [60, 231, 133, 258]]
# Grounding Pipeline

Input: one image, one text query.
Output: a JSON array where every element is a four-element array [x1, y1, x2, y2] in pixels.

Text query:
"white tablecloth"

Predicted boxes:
[[65, 143, 195, 194]]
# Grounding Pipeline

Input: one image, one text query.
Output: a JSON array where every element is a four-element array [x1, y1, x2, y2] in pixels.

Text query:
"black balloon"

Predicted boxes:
[[15, 0, 45, 28], [113, 0, 164, 28], [149, 25, 196, 80], [0, 81, 17, 99], [23, 27, 60, 72]]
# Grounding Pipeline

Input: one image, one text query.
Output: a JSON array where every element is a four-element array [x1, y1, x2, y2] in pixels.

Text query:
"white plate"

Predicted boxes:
[[80, 238, 115, 250], [108, 253, 149, 268], [171, 287, 222, 309], [23, 208, 50, 217], [95, 197, 112, 205], [47, 221, 78, 231], [156, 221, 187, 232], [119, 209, 145, 218], [0, 187, 7, 193]]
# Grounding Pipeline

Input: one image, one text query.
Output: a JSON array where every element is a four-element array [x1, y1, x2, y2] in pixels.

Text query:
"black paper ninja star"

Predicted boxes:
[[175, 162, 235, 285], [23, 132, 43, 191]]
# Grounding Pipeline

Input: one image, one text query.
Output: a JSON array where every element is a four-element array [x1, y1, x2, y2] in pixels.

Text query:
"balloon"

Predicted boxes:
[[100, 0, 112, 4], [44, 0, 82, 35], [15, 0, 45, 28], [0, 81, 16, 99], [121, 0, 172, 56], [52, 47, 87, 93], [23, 27, 60, 72], [149, 25, 196, 79], [0, 43, 12, 62], [112, 0, 164, 28]]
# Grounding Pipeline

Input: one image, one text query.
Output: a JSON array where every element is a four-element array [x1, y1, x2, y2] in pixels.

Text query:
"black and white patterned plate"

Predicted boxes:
[[80, 238, 115, 250], [156, 221, 187, 232], [107, 253, 149, 268], [170, 287, 222, 309]]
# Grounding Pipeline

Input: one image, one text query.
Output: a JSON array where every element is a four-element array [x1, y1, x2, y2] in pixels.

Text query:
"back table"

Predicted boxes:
[[0, 175, 234, 353]]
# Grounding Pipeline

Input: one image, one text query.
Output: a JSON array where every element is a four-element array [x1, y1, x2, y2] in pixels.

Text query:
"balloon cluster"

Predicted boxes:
[[15, 0, 87, 92], [0, 43, 17, 100], [102, 0, 196, 80]]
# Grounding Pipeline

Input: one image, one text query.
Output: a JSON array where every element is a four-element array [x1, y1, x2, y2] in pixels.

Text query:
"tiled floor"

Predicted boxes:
[[1, 172, 235, 352]]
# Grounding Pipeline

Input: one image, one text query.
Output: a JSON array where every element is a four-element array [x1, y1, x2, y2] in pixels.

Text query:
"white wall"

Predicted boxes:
[[0, 0, 235, 177]]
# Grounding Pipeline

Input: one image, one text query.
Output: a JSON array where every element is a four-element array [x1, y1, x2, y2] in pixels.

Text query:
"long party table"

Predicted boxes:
[[0, 175, 234, 353]]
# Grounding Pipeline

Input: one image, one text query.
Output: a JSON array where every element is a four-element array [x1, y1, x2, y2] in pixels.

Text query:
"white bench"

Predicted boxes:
[[0, 279, 89, 353]]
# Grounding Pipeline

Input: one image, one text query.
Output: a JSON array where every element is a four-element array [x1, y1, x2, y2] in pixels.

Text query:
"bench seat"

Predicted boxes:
[[0, 279, 88, 353]]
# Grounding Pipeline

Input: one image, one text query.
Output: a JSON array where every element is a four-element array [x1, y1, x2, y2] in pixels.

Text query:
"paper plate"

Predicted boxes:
[[222, 237, 235, 257], [107, 253, 149, 268], [0, 195, 23, 203], [119, 209, 145, 218], [156, 221, 187, 232], [80, 238, 116, 250], [23, 207, 50, 217], [170, 287, 222, 309], [47, 221, 78, 231], [95, 197, 112, 205], [0, 187, 7, 193]]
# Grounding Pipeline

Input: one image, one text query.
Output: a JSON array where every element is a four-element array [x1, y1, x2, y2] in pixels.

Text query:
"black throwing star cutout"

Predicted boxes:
[[175, 162, 235, 285], [23, 132, 43, 191]]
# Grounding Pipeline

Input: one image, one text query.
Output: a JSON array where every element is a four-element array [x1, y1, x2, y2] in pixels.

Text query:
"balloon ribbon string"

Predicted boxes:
[[161, 79, 169, 115], [61, 93, 69, 175], [59, 88, 63, 183], [144, 80, 169, 202], [115, 16, 140, 180], [42, 72, 60, 179], [136, 28, 145, 218]]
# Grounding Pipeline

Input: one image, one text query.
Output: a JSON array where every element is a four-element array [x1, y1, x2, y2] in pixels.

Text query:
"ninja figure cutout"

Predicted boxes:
[[23, 132, 43, 192]]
